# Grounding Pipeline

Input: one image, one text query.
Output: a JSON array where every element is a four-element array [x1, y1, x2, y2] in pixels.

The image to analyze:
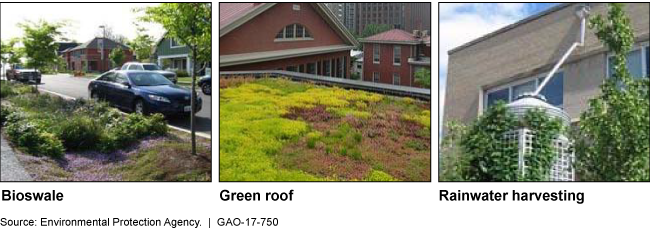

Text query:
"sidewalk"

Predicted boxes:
[[0, 134, 33, 181]]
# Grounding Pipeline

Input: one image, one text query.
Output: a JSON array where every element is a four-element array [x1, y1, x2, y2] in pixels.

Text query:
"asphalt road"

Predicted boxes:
[[38, 74, 212, 137], [1, 135, 32, 181]]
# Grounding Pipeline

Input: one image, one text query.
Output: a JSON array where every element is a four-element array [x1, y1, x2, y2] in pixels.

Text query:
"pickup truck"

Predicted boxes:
[[6, 64, 41, 84]]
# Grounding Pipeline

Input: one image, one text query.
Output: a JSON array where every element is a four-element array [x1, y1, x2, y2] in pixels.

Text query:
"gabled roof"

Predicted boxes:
[[219, 3, 264, 29], [68, 37, 130, 52], [359, 29, 426, 45], [56, 42, 79, 52], [219, 3, 359, 47]]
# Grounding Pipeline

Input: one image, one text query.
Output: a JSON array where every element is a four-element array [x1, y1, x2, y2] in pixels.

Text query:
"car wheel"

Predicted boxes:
[[90, 91, 99, 100], [201, 83, 211, 95], [134, 99, 148, 115]]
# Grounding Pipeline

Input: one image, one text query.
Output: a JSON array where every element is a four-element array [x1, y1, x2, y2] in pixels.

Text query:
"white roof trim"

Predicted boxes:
[[220, 45, 355, 67], [359, 39, 420, 45]]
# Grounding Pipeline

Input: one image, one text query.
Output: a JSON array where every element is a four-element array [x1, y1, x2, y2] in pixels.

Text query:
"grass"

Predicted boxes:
[[177, 77, 198, 86], [220, 77, 431, 181]]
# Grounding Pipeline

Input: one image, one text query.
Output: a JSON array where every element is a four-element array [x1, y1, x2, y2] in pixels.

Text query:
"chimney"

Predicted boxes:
[[412, 30, 420, 38]]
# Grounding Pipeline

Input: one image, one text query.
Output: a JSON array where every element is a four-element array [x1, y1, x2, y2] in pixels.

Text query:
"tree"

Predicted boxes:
[[414, 68, 431, 88], [128, 27, 155, 62], [360, 24, 392, 38], [357, 24, 392, 50], [18, 20, 65, 72], [1, 40, 8, 77], [5, 39, 24, 68], [109, 47, 125, 68], [97, 24, 129, 45], [140, 3, 211, 156], [575, 3, 649, 181], [439, 121, 468, 181]]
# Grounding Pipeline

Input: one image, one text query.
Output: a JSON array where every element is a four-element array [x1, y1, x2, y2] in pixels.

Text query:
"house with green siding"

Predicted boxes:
[[153, 35, 192, 73]]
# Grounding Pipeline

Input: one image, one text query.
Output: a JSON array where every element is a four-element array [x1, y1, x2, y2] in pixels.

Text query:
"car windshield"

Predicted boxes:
[[127, 72, 173, 86], [142, 64, 161, 71]]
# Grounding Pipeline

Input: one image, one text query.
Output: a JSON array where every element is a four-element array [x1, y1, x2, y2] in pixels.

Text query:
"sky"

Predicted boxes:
[[438, 3, 560, 135], [0, 3, 165, 43]]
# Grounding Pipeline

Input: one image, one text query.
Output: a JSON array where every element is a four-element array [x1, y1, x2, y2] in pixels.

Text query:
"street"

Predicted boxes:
[[38, 74, 211, 137]]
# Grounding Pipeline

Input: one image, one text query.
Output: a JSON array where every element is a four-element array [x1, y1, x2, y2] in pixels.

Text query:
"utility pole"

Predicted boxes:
[[99, 25, 105, 69]]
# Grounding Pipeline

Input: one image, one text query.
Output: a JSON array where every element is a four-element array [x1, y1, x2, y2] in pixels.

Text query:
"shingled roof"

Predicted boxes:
[[360, 29, 427, 45]]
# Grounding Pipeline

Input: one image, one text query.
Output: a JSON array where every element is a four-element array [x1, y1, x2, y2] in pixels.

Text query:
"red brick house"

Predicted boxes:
[[360, 29, 430, 87], [63, 37, 134, 72], [219, 3, 360, 78]]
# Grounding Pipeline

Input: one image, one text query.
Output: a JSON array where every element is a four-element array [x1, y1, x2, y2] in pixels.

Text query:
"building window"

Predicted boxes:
[[512, 80, 536, 100], [393, 45, 401, 66], [538, 72, 564, 107], [373, 72, 380, 82], [324, 60, 331, 76], [296, 24, 304, 38], [392, 73, 400, 85], [318, 61, 323, 75], [336, 57, 343, 78], [275, 24, 312, 41], [307, 63, 316, 74], [486, 88, 509, 109], [285, 25, 294, 38], [484, 71, 564, 109], [286, 65, 297, 72], [170, 38, 184, 48], [299, 64, 305, 73], [607, 45, 647, 79], [373, 44, 380, 64], [304, 28, 311, 38], [646, 46, 649, 77]]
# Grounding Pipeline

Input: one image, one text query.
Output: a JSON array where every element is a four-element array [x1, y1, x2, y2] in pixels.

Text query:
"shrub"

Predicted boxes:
[[99, 113, 168, 152], [0, 105, 15, 127], [175, 70, 189, 77], [5, 119, 64, 158], [55, 116, 103, 150], [1, 82, 15, 98]]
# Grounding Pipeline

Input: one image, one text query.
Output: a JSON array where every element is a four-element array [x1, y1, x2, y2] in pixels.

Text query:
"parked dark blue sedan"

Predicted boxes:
[[88, 70, 202, 116], [198, 74, 211, 95]]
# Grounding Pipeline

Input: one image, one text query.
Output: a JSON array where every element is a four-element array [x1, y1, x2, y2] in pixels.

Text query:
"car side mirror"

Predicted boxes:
[[121, 82, 131, 88]]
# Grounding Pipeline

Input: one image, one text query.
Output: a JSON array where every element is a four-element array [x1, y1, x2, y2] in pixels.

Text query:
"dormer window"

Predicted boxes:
[[170, 38, 185, 48], [275, 23, 313, 42]]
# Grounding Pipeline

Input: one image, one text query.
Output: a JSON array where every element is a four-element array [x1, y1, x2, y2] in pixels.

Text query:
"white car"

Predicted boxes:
[[121, 62, 177, 84]]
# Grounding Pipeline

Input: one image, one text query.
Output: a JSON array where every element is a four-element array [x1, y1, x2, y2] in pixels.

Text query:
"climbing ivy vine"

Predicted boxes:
[[574, 3, 650, 181], [453, 102, 563, 181]]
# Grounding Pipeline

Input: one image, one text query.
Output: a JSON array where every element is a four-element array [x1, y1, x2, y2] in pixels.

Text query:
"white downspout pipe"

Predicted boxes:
[[534, 5, 590, 96]]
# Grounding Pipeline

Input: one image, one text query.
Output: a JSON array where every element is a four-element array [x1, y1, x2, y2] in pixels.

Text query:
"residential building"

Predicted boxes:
[[62, 37, 133, 72], [151, 34, 212, 76], [444, 3, 649, 126], [56, 42, 79, 56], [219, 3, 359, 78], [360, 29, 430, 87], [353, 3, 431, 35]]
